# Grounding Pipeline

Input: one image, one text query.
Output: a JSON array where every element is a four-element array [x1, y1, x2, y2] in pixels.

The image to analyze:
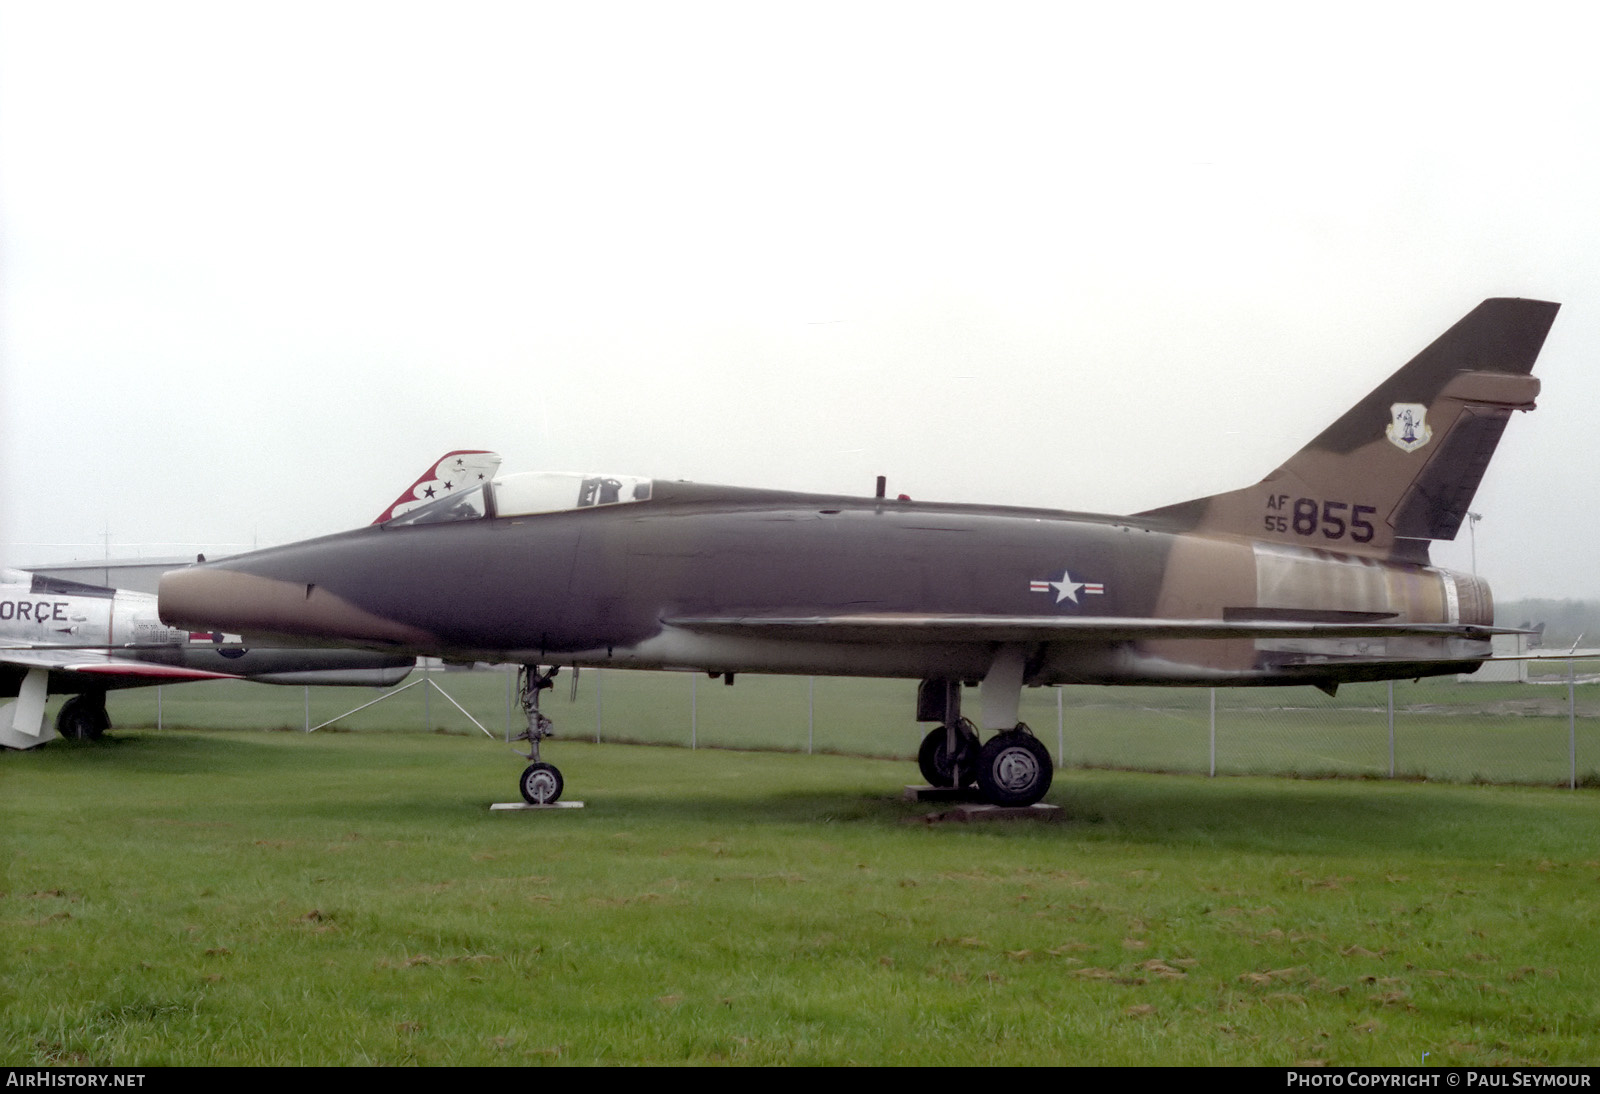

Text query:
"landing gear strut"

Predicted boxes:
[[512, 666, 563, 804], [57, 693, 111, 741]]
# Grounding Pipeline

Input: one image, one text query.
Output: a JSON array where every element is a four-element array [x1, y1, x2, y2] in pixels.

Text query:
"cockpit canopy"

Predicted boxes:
[[385, 471, 653, 527]]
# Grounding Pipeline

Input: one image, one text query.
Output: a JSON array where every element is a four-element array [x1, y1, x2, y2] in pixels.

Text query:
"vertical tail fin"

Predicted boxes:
[[372, 450, 503, 525], [1139, 298, 1560, 559]]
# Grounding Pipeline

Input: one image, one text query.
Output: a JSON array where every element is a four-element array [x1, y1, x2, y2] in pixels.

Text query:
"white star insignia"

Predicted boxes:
[[1049, 570, 1085, 604]]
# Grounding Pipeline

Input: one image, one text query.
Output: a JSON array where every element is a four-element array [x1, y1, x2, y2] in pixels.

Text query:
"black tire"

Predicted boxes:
[[519, 762, 564, 805], [917, 721, 980, 787], [975, 729, 1053, 807], [56, 695, 110, 741]]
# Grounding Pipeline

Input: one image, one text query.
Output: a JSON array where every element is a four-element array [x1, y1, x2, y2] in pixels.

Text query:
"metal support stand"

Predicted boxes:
[[308, 673, 496, 738]]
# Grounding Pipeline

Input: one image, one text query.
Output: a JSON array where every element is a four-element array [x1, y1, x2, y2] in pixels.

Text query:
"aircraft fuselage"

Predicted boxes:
[[157, 480, 1490, 690]]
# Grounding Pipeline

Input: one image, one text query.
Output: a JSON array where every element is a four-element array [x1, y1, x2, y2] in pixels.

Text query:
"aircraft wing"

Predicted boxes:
[[0, 648, 241, 748], [0, 646, 240, 682], [663, 614, 1509, 644]]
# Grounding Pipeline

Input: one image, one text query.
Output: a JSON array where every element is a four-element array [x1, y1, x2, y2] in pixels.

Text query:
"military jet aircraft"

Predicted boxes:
[[1, 450, 503, 749], [159, 299, 1560, 807]]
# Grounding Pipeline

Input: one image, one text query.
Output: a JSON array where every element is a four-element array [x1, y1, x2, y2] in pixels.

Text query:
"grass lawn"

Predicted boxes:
[[5, 728, 1598, 1065]]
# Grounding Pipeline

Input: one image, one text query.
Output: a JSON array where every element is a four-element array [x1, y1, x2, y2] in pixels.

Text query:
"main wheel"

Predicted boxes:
[[56, 696, 110, 741], [975, 729, 1053, 807], [518, 762, 564, 805], [917, 721, 980, 787]]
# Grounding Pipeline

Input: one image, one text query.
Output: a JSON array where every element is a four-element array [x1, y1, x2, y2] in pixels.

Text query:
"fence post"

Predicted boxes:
[[1388, 680, 1395, 778], [596, 667, 603, 743], [304, 686, 310, 733], [1209, 688, 1216, 776], [1570, 659, 1577, 791], [808, 676, 814, 754], [691, 672, 697, 750]]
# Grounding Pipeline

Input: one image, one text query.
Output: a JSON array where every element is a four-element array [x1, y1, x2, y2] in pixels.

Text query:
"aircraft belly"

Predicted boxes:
[[560, 627, 998, 679]]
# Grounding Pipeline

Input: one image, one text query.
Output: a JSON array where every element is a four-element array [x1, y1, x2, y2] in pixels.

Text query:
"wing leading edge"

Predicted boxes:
[[0, 646, 242, 682]]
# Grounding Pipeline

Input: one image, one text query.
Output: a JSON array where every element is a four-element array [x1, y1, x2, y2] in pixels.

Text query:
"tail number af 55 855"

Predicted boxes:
[[1264, 496, 1377, 543]]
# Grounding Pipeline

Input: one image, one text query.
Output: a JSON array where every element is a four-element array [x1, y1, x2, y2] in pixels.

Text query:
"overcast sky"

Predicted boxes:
[[2, 1, 1596, 600]]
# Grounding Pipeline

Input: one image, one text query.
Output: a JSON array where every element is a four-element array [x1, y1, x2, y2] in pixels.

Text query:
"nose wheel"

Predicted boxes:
[[511, 665, 564, 805], [519, 761, 564, 805]]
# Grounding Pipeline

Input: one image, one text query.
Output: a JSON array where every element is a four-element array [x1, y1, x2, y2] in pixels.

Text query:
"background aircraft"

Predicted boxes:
[[159, 300, 1559, 807], [0, 567, 415, 748], [1, 450, 503, 749]]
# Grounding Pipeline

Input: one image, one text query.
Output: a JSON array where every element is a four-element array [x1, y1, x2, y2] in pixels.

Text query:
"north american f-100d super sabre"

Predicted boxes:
[[159, 299, 1560, 807]]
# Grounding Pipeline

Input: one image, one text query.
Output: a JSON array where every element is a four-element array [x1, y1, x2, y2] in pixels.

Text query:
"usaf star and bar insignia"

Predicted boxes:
[[1028, 569, 1105, 606]]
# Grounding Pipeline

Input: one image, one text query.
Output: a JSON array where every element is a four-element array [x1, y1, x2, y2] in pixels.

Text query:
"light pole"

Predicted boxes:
[[1467, 511, 1482, 576]]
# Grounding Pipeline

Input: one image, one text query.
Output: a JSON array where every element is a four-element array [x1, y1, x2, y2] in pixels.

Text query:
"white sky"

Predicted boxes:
[[2, 1, 1597, 599]]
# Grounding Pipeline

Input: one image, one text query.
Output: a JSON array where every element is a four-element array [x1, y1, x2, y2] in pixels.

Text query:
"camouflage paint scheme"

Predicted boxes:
[[157, 299, 1558, 803]]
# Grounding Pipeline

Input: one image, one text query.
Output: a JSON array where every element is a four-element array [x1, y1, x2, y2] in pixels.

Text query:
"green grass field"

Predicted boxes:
[[5, 717, 1600, 1065]]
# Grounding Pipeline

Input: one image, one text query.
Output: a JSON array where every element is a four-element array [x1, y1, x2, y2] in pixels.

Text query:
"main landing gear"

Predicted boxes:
[[56, 693, 111, 741], [915, 722, 1054, 806], [915, 676, 1054, 807], [512, 666, 564, 804], [917, 718, 979, 788]]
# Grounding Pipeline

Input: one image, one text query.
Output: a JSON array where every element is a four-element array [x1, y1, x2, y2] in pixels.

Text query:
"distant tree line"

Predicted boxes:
[[1495, 599, 1600, 649]]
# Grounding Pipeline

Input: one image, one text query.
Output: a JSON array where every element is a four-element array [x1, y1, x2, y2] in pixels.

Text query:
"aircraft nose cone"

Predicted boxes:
[[158, 564, 432, 650]]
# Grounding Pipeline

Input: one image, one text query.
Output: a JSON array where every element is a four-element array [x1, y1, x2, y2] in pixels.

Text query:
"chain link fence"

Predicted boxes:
[[115, 662, 1600, 789]]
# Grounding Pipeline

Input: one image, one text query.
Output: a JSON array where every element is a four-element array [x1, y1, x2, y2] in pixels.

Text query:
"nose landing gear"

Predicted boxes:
[[512, 665, 563, 805]]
